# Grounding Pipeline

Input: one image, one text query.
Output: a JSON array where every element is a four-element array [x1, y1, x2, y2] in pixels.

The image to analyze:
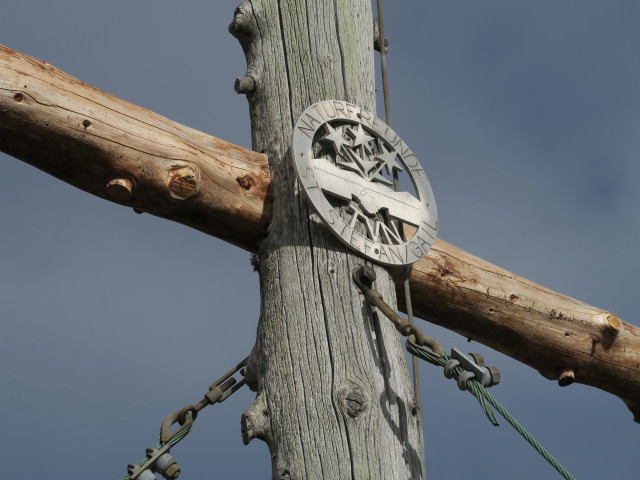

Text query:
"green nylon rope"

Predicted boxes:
[[407, 341, 576, 480]]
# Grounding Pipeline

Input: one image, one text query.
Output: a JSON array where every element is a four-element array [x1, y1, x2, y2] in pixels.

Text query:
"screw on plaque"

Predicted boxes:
[[444, 347, 501, 390]]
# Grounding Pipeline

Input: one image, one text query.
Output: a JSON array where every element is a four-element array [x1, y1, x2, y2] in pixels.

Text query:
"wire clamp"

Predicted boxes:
[[444, 347, 501, 390], [127, 446, 180, 480]]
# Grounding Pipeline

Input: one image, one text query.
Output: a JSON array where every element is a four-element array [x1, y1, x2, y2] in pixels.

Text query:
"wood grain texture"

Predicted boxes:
[[232, 1, 423, 478], [400, 239, 640, 422], [0, 45, 271, 252], [1, 37, 639, 422]]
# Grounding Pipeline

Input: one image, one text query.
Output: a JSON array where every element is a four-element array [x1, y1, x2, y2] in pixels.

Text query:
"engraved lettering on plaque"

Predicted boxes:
[[291, 100, 438, 266]]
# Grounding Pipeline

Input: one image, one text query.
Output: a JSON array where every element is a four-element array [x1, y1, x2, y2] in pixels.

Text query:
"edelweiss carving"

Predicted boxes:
[[291, 100, 437, 266]]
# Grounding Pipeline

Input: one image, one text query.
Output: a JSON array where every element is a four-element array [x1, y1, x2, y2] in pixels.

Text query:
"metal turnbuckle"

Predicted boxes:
[[124, 357, 248, 480], [159, 357, 247, 444]]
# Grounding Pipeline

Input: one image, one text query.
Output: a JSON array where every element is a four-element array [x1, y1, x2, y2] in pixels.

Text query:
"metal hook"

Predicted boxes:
[[160, 409, 193, 444]]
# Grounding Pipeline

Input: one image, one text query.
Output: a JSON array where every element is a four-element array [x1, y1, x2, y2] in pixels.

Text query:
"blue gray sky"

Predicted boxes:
[[1, 1, 638, 478]]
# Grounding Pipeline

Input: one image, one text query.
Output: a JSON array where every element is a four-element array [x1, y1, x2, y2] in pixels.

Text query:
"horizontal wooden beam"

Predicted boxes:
[[0, 46, 271, 252], [2, 45, 639, 421]]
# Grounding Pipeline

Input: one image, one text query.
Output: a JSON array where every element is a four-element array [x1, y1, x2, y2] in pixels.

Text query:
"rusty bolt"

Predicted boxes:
[[163, 463, 181, 480], [13, 92, 24, 103], [487, 366, 501, 387], [82, 119, 92, 128], [359, 265, 376, 285]]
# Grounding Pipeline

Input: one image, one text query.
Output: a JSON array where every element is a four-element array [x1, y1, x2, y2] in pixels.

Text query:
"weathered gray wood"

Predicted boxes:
[[231, 1, 423, 478]]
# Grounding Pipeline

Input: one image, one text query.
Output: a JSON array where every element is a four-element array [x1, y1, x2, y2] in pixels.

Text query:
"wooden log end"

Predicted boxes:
[[604, 314, 623, 333]]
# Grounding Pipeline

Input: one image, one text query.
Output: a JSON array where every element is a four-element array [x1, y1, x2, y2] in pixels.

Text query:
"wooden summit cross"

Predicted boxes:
[[1, 1, 639, 478]]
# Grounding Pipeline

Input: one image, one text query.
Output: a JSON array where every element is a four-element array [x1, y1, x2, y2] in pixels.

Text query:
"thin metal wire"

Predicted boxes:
[[375, 0, 421, 408], [376, 0, 392, 125]]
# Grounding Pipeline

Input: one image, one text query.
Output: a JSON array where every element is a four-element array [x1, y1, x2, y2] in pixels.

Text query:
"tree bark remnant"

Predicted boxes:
[[231, 1, 423, 478]]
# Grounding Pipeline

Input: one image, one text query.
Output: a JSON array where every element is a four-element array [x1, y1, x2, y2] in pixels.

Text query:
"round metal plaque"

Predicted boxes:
[[291, 100, 437, 266]]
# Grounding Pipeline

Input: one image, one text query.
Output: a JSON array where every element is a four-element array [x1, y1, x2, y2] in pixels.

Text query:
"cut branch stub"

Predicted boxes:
[[558, 369, 576, 387], [235, 76, 256, 95], [106, 178, 134, 201]]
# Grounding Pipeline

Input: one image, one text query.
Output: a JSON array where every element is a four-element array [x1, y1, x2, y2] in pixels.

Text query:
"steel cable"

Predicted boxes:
[[407, 341, 576, 480]]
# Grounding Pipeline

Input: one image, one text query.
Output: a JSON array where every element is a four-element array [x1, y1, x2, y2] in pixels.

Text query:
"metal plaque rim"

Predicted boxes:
[[291, 100, 437, 266]]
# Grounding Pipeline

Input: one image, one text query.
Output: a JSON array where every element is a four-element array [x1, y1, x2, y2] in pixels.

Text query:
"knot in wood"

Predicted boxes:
[[169, 167, 197, 200], [345, 390, 366, 418], [237, 174, 254, 190]]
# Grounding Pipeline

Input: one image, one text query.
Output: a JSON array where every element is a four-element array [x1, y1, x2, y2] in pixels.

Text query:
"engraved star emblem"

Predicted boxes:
[[341, 147, 379, 177], [374, 143, 403, 175], [320, 123, 393, 186], [320, 123, 348, 156], [347, 124, 375, 153]]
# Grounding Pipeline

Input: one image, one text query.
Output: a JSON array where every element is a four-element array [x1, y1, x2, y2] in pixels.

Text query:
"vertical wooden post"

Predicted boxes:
[[231, 1, 424, 478]]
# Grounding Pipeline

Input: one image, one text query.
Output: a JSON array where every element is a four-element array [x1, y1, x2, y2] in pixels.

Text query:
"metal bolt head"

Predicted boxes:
[[487, 366, 501, 387], [162, 463, 181, 480], [467, 352, 485, 367], [361, 265, 376, 283]]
